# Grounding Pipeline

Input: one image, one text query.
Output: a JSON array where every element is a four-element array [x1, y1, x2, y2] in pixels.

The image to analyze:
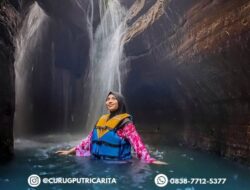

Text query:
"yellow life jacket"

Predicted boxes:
[[95, 113, 131, 138]]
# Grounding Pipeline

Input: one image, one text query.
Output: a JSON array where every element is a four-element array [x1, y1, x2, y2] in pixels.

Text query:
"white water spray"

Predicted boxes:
[[14, 2, 48, 135], [85, 0, 127, 130]]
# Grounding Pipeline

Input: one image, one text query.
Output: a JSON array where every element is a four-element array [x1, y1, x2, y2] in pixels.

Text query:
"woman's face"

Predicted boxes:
[[106, 94, 119, 112]]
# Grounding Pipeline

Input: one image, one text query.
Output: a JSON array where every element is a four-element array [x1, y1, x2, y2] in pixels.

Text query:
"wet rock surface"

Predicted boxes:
[[0, 1, 19, 162], [123, 0, 250, 164]]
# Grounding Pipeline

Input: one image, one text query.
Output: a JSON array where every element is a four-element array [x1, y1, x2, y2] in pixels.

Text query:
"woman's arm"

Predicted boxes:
[[75, 130, 93, 157], [117, 123, 167, 165], [56, 130, 93, 156]]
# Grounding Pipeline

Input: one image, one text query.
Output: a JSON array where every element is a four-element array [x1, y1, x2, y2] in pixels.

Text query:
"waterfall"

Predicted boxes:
[[85, 0, 127, 130], [14, 2, 48, 135], [14, 0, 128, 134]]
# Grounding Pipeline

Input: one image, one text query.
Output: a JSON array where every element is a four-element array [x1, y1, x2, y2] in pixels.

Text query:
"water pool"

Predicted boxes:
[[0, 135, 249, 190]]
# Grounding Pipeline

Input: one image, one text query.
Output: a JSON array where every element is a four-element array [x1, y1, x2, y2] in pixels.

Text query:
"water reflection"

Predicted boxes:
[[0, 135, 250, 190]]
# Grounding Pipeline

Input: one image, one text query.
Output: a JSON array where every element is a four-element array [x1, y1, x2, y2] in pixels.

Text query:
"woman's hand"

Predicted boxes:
[[152, 160, 168, 165], [56, 150, 71, 155], [56, 147, 76, 155]]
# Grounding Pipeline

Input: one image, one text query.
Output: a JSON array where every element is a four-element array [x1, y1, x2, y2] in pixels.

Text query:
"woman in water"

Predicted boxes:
[[56, 91, 167, 165]]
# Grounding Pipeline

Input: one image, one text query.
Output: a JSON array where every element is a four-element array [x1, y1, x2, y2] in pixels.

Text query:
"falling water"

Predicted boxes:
[[14, 2, 48, 135], [85, 0, 128, 130]]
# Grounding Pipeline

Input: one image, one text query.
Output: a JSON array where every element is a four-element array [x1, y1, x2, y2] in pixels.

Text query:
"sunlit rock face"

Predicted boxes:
[[123, 0, 250, 164], [0, 2, 19, 162]]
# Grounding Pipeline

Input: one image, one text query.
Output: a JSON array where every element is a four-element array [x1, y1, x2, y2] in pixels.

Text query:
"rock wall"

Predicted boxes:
[[123, 0, 250, 164], [0, 1, 18, 162]]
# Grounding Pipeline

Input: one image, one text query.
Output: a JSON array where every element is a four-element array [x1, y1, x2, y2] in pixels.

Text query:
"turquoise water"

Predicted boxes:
[[0, 135, 249, 190]]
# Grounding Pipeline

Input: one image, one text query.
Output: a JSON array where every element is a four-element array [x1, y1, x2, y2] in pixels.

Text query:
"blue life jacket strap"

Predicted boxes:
[[92, 152, 131, 160], [92, 140, 123, 148]]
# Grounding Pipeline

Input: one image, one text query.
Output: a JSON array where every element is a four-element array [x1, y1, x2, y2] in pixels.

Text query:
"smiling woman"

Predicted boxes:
[[56, 91, 167, 165], [106, 93, 119, 112]]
